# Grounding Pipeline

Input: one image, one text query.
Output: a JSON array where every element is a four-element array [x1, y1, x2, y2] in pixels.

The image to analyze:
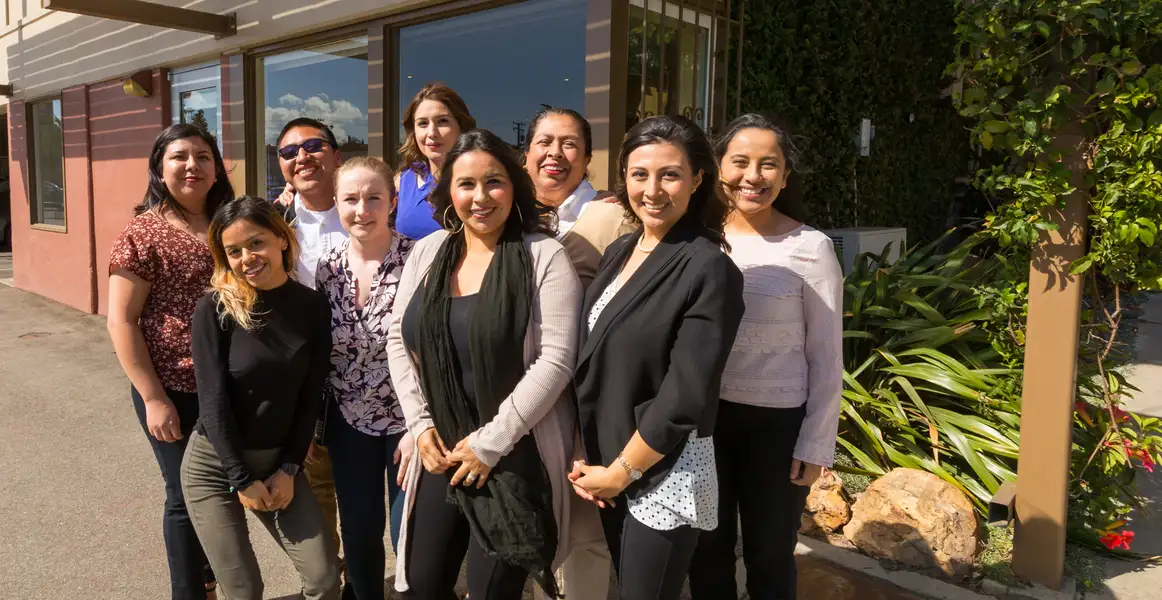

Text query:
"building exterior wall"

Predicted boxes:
[[3, 0, 738, 313]]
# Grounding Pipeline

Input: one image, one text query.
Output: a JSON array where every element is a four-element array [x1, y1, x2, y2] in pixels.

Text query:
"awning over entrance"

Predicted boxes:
[[42, 0, 236, 38]]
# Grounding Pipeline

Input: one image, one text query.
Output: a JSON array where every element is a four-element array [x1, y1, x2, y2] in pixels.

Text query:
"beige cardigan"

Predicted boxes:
[[386, 229, 583, 592]]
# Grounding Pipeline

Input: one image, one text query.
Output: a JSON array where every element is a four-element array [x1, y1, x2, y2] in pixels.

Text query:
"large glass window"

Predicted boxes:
[[257, 37, 369, 200], [398, 0, 586, 151], [627, 0, 713, 131], [29, 99, 65, 228], [171, 63, 222, 146]]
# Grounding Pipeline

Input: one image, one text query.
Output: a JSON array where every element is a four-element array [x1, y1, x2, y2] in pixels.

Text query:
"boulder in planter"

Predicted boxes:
[[843, 468, 980, 579]]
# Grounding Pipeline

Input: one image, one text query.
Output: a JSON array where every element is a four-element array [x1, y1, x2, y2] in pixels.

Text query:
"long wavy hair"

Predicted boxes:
[[399, 82, 476, 177], [429, 129, 557, 238], [136, 123, 234, 218], [206, 196, 300, 331], [714, 112, 811, 225], [615, 115, 730, 250]]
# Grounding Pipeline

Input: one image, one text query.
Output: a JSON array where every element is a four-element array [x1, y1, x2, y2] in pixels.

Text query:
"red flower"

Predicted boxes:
[[1112, 406, 1131, 422], [1101, 530, 1135, 551], [1130, 447, 1156, 472]]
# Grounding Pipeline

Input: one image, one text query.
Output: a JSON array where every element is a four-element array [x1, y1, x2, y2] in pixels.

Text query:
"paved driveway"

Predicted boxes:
[[0, 284, 923, 600]]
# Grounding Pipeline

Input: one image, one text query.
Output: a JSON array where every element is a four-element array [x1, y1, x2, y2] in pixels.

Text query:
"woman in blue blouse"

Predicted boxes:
[[393, 83, 476, 240]]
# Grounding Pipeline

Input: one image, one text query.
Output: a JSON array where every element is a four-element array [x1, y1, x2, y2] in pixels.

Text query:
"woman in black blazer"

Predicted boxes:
[[570, 115, 745, 600]]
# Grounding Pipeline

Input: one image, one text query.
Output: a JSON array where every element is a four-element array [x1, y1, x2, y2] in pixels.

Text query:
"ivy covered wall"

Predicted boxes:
[[732, 0, 972, 241]]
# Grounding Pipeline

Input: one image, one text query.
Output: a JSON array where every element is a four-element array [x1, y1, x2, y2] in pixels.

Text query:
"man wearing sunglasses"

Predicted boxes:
[[273, 117, 347, 578]]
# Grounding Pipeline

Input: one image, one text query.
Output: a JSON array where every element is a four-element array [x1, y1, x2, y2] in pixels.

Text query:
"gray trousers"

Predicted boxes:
[[181, 430, 340, 600]]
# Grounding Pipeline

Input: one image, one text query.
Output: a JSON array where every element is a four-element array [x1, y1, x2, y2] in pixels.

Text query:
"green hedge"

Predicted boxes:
[[732, 0, 971, 242]]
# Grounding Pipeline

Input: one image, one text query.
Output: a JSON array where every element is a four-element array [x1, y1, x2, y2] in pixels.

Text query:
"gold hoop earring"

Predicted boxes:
[[443, 205, 465, 234]]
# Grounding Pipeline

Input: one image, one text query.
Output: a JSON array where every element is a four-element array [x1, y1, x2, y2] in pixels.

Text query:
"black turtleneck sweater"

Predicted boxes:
[[191, 279, 332, 491]]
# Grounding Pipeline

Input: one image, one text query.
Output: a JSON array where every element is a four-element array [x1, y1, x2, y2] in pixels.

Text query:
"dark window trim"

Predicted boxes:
[[26, 96, 67, 232]]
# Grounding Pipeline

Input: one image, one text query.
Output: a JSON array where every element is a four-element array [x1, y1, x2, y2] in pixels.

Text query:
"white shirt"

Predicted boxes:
[[722, 225, 844, 467], [292, 193, 348, 289], [555, 179, 599, 238], [587, 274, 719, 532]]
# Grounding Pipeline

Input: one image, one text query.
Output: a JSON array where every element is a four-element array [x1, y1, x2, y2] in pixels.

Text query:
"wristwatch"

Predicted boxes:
[[616, 453, 642, 481], [279, 463, 301, 478]]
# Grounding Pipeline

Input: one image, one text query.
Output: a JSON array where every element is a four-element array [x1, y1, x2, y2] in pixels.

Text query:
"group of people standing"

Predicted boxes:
[[106, 81, 843, 600]]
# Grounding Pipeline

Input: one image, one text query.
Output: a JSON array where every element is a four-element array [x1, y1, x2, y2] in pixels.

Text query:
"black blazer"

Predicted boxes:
[[574, 217, 745, 497]]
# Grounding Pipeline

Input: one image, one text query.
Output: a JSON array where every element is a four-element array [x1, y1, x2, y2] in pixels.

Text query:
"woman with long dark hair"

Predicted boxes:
[[386, 129, 581, 599], [107, 123, 234, 600], [182, 197, 338, 600], [394, 82, 476, 240], [570, 115, 745, 600], [689, 113, 843, 600]]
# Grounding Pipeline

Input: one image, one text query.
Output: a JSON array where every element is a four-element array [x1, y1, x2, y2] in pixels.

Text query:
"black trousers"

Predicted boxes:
[[402, 468, 529, 600], [688, 402, 810, 600], [598, 495, 700, 600], [131, 386, 214, 600]]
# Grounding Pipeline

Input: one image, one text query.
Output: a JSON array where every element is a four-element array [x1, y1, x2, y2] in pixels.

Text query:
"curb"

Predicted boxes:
[[794, 536, 1079, 600]]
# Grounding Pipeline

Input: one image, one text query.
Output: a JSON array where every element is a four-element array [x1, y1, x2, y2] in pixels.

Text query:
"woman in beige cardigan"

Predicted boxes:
[[386, 129, 581, 599]]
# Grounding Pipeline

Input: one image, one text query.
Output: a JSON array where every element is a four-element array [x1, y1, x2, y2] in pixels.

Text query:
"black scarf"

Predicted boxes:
[[415, 225, 560, 598]]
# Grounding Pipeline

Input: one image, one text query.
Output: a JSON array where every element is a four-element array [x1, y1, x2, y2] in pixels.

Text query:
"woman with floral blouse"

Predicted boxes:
[[315, 156, 415, 600]]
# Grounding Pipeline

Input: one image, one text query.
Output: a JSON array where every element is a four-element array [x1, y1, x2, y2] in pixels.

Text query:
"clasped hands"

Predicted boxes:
[[236, 470, 295, 512], [417, 428, 491, 489]]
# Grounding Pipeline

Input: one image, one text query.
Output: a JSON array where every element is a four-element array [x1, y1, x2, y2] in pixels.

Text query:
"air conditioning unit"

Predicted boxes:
[[823, 227, 908, 275]]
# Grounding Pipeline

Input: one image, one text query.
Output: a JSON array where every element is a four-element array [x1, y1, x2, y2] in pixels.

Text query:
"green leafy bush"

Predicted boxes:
[[836, 236, 1022, 510]]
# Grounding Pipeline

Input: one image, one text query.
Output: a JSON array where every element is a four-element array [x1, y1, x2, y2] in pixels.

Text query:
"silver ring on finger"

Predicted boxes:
[[464, 473, 477, 485]]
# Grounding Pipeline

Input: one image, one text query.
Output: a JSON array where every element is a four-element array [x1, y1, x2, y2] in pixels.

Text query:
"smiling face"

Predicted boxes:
[[719, 127, 790, 215], [336, 167, 396, 243], [413, 99, 462, 166], [624, 141, 702, 235], [160, 137, 216, 207], [278, 126, 341, 198], [450, 150, 514, 244], [525, 114, 590, 205], [220, 218, 290, 290]]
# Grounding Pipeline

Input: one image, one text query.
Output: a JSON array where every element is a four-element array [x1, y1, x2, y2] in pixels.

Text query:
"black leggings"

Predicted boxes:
[[688, 402, 810, 600], [402, 469, 529, 600], [599, 496, 700, 600]]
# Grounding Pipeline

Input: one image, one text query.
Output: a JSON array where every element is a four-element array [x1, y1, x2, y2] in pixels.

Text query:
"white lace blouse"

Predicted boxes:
[[587, 275, 719, 532], [722, 225, 845, 467]]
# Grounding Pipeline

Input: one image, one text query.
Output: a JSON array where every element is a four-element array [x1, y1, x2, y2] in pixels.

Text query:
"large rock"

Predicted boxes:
[[844, 468, 980, 579], [802, 469, 851, 533]]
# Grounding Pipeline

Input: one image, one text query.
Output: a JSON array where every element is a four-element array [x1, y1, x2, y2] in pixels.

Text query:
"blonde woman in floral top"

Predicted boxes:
[[315, 156, 414, 600]]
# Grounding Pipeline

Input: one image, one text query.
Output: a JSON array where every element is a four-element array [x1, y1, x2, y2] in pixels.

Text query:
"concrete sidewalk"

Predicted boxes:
[[0, 285, 308, 599], [0, 284, 926, 600], [1090, 293, 1162, 599]]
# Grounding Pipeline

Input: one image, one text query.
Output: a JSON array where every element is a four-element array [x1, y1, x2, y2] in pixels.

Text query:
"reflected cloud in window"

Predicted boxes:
[[258, 37, 369, 199]]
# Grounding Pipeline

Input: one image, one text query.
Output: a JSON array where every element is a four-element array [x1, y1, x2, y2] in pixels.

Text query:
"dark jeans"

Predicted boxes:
[[598, 495, 701, 600], [688, 402, 810, 600], [131, 386, 214, 600], [402, 469, 528, 600], [326, 408, 406, 600]]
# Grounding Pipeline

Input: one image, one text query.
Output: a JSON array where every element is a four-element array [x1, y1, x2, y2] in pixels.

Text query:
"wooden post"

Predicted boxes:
[[1012, 119, 1090, 588]]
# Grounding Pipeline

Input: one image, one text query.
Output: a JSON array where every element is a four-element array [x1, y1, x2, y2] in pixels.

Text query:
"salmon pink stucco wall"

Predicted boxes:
[[91, 70, 169, 316], [9, 70, 168, 315], [9, 87, 96, 313]]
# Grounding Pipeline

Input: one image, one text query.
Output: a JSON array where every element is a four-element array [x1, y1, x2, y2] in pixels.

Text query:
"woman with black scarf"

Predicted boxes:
[[386, 129, 582, 600]]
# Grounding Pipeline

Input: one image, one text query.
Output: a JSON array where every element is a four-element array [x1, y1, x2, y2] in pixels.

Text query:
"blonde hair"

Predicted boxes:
[[335, 155, 396, 198], [399, 82, 475, 175], [207, 196, 300, 331]]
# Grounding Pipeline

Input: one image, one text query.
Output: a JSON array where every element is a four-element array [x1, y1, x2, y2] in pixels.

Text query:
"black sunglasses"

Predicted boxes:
[[278, 138, 331, 161]]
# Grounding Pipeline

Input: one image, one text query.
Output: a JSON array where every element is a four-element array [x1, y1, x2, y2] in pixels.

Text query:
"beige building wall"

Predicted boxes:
[[0, 0, 448, 103]]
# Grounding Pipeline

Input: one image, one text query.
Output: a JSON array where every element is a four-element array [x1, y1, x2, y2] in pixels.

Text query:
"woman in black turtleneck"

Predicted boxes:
[[181, 196, 338, 600]]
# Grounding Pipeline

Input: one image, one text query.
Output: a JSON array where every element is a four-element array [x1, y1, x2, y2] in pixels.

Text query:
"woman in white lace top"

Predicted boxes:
[[688, 113, 844, 600]]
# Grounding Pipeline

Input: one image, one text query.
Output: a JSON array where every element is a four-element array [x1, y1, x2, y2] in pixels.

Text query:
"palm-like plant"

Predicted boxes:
[[837, 235, 1022, 510]]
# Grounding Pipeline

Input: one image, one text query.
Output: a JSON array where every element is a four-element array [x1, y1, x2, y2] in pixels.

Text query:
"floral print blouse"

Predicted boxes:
[[316, 234, 414, 436], [109, 212, 214, 394]]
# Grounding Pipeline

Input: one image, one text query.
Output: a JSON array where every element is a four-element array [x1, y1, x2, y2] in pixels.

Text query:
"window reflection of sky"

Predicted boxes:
[[263, 37, 370, 146], [261, 38, 369, 198], [398, 0, 586, 148]]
